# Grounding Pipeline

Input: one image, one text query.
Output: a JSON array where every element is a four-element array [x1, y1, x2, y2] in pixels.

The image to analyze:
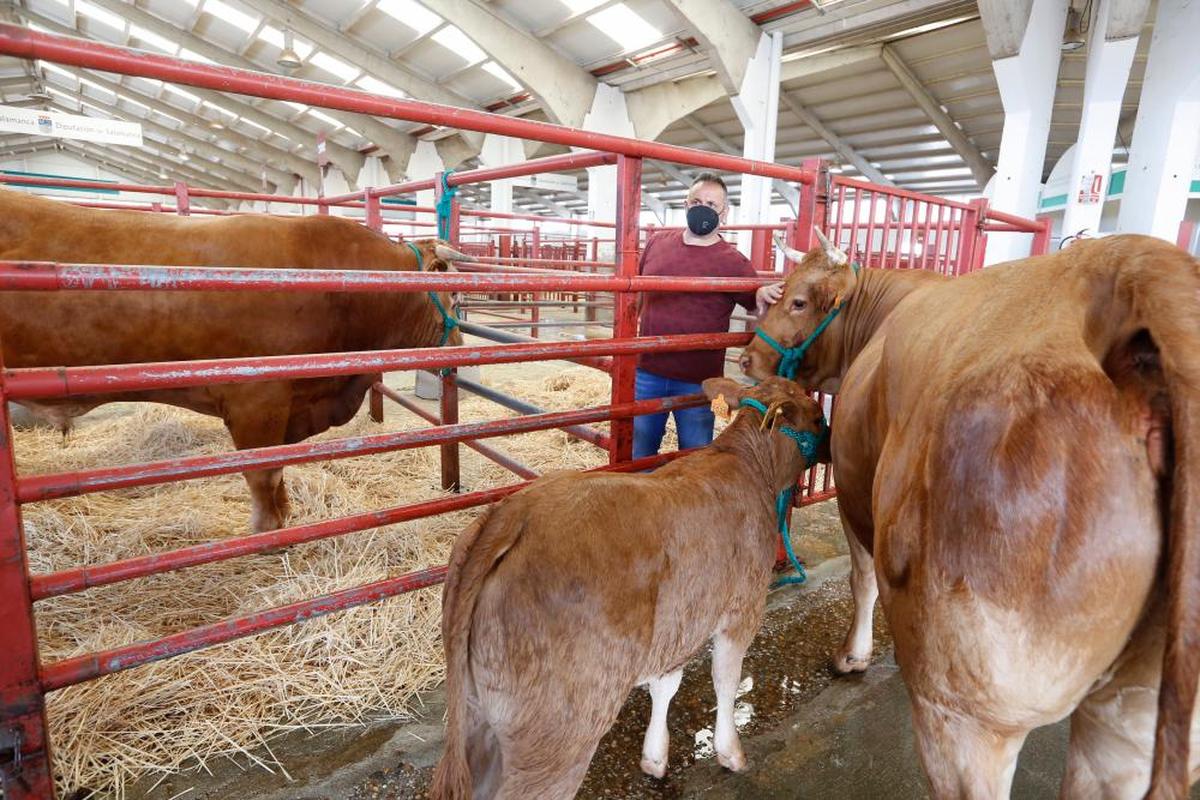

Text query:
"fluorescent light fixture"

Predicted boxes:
[[377, 0, 442, 36], [310, 52, 361, 83], [76, 0, 126, 32], [129, 24, 179, 54], [560, 0, 607, 12], [307, 109, 344, 128], [164, 84, 202, 105], [432, 25, 486, 65], [203, 0, 262, 34], [355, 75, 409, 99], [586, 4, 662, 52], [481, 61, 521, 91]]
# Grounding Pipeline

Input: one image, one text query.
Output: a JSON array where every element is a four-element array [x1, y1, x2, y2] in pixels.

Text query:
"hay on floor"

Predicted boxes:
[[17, 365, 613, 797]]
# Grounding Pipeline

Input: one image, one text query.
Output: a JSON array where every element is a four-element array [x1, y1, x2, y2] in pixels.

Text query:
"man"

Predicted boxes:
[[634, 173, 783, 458]]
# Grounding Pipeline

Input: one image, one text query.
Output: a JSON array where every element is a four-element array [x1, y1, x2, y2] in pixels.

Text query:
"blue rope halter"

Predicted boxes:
[[436, 170, 458, 241], [754, 263, 860, 380], [404, 241, 459, 347], [738, 397, 828, 586]]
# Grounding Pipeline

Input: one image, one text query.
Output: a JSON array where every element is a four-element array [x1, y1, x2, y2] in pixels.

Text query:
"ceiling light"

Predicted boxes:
[[277, 30, 303, 71]]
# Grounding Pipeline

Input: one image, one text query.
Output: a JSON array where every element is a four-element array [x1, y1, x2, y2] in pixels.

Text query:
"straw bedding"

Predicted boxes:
[[16, 365, 615, 798]]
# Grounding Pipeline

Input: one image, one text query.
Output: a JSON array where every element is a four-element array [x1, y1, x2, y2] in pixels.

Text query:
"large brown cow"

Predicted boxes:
[[742, 233, 1200, 798], [430, 376, 827, 799], [0, 188, 468, 532]]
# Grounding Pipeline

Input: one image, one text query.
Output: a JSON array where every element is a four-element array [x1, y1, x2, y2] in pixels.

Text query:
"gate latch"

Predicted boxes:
[[0, 727, 22, 778]]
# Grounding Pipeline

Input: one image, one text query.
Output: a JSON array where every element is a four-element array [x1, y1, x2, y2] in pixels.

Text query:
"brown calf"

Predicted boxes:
[[744, 234, 1200, 798], [430, 376, 826, 799]]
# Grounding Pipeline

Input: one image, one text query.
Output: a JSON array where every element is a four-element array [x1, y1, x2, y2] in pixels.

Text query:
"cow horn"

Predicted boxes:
[[435, 244, 477, 263], [812, 226, 848, 266], [772, 233, 805, 263]]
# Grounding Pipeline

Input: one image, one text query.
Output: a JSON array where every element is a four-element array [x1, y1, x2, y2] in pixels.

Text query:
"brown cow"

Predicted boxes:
[[0, 188, 468, 532], [742, 233, 1200, 798], [430, 376, 827, 799]]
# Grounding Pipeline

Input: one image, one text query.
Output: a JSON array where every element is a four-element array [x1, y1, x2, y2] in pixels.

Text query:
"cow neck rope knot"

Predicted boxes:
[[404, 241, 459, 348], [437, 170, 458, 240], [755, 263, 861, 380], [738, 397, 828, 586]]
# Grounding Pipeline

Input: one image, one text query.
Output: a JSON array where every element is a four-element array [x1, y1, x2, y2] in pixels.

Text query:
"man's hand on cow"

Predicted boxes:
[[756, 282, 784, 317]]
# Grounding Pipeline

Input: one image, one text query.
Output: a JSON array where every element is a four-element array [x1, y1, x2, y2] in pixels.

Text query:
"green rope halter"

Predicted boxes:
[[754, 263, 860, 380], [436, 170, 457, 241], [404, 241, 459, 347]]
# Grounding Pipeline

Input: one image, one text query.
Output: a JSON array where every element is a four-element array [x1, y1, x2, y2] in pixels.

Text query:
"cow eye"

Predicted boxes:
[[792, 298, 807, 311]]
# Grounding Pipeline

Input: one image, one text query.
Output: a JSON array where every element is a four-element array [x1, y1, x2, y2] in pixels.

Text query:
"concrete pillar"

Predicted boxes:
[[580, 85, 636, 257], [406, 139, 445, 212], [1116, 0, 1200, 241], [730, 31, 783, 257], [985, 0, 1069, 265], [1060, 0, 1142, 239], [480, 134, 524, 215]]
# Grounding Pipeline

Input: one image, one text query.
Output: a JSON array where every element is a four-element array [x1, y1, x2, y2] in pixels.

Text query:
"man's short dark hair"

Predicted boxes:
[[690, 173, 728, 196]]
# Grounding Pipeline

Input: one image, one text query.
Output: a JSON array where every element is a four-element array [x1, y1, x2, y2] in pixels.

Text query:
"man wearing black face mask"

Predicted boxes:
[[634, 173, 783, 458]]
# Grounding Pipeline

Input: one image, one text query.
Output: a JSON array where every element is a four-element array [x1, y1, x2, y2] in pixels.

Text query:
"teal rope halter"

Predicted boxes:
[[738, 397, 827, 586], [436, 170, 458, 241], [755, 263, 860, 380], [404, 241, 459, 347]]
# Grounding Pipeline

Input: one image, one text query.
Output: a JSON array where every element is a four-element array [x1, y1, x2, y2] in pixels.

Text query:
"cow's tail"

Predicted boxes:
[[1131, 244, 1200, 799], [430, 502, 522, 800]]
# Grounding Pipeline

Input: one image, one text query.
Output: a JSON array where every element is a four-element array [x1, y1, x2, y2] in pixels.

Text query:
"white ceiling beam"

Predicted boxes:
[[625, 74, 727, 141], [52, 64, 321, 184], [879, 43, 993, 187], [779, 91, 893, 185], [417, 0, 599, 127], [78, 0, 411, 177], [977, 0, 1034, 59], [663, 0, 763, 95], [680, 116, 800, 210]]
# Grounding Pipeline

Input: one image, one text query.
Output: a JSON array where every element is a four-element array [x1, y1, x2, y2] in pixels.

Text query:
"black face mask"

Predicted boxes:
[[686, 204, 720, 236]]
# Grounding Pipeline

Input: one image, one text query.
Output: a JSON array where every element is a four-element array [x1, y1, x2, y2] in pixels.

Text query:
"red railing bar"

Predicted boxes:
[[982, 208, 1043, 231], [0, 262, 763, 294], [34, 448, 691, 690], [17, 391, 688, 503], [373, 382, 539, 480], [831, 176, 973, 211], [4, 331, 749, 400], [460, 208, 616, 228], [0, 26, 816, 187]]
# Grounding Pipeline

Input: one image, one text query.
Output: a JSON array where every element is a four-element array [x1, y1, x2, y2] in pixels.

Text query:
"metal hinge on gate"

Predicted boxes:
[[0, 726, 23, 778]]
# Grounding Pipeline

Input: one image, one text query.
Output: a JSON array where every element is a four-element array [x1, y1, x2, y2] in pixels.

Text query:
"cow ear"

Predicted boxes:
[[702, 377, 746, 419]]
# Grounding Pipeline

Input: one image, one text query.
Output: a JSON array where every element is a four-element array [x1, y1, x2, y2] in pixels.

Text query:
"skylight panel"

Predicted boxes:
[[129, 24, 179, 53], [481, 61, 521, 91], [431, 25, 486, 66], [586, 4, 662, 52], [179, 49, 217, 64], [164, 84, 202, 105], [560, 0, 607, 12], [310, 52, 361, 83], [76, 0, 126, 32], [203, 0, 261, 35], [355, 75, 409, 99], [307, 109, 344, 128], [258, 26, 315, 60], [376, 0, 442, 36]]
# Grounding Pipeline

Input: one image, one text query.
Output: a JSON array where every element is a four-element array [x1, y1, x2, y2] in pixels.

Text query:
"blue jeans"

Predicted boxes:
[[633, 368, 716, 458]]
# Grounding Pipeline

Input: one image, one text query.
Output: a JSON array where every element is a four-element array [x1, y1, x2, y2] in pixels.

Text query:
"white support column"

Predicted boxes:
[[406, 140, 446, 212], [1116, 0, 1200, 241], [985, 0, 1069, 265], [480, 134, 524, 215], [730, 31, 783, 257], [1061, 0, 1142, 239], [581, 85, 636, 256]]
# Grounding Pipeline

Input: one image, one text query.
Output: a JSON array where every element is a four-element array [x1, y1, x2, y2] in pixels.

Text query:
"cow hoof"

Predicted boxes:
[[717, 748, 747, 773], [640, 757, 667, 779], [832, 651, 870, 675]]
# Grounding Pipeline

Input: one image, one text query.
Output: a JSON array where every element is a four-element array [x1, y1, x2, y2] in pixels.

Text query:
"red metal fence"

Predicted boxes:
[[0, 23, 1048, 799]]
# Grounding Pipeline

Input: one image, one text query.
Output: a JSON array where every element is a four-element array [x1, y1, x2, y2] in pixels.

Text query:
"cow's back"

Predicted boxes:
[[0, 188, 419, 368]]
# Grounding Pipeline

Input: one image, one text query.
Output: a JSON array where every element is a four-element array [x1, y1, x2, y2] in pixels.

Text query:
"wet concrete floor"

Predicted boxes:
[[126, 501, 1195, 799]]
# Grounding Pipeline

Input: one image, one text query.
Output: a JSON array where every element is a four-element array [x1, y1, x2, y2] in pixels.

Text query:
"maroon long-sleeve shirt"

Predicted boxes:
[[636, 230, 758, 383]]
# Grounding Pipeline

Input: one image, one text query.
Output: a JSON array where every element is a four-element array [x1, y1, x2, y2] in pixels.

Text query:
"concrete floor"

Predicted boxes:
[[126, 500, 1197, 800]]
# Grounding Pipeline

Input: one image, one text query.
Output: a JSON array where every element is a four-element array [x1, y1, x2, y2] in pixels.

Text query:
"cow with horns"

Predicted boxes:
[[431, 376, 828, 800], [0, 187, 473, 532], [742, 227, 1200, 798]]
